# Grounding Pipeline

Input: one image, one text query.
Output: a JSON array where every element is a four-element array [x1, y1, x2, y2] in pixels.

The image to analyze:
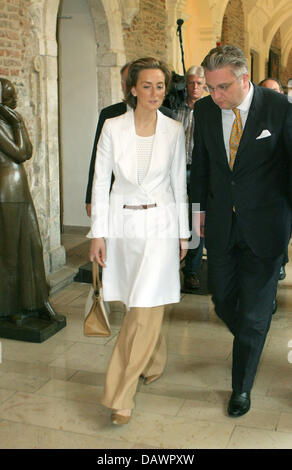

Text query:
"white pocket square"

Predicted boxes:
[[256, 129, 271, 139]]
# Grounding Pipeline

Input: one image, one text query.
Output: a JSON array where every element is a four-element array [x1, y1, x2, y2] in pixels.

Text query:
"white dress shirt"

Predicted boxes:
[[222, 82, 254, 163]]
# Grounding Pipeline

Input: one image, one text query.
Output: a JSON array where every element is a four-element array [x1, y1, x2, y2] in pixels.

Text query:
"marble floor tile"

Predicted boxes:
[[99, 410, 235, 449], [0, 392, 111, 438], [49, 341, 114, 373], [0, 358, 77, 381], [0, 336, 76, 365], [35, 378, 103, 404], [178, 397, 280, 430], [277, 411, 292, 433], [0, 420, 134, 449], [227, 425, 292, 449], [0, 388, 15, 404], [0, 371, 49, 393], [166, 335, 231, 360]]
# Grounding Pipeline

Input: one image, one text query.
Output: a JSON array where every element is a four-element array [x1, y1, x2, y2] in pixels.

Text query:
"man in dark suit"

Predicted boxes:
[[85, 63, 175, 216], [190, 45, 292, 417]]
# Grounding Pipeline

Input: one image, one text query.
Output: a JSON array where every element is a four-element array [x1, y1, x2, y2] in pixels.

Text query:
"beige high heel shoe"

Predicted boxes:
[[111, 409, 132, 425], [143, 373, 162, 385]]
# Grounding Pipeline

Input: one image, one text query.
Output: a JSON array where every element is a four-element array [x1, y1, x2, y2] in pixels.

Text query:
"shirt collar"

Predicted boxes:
[[237, 81, 254, 112], [222, 81, 254, 114]]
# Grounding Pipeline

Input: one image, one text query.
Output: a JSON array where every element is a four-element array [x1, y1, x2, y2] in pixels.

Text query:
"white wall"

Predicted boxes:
[[58, 0, 98, 227]]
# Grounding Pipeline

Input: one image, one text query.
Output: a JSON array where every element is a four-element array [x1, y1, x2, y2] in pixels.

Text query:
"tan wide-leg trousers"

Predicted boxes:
[[100, 305, 166, 410]]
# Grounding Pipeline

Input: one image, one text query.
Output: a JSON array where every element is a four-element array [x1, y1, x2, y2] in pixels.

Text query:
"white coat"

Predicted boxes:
[[89, 109, 190, 308]]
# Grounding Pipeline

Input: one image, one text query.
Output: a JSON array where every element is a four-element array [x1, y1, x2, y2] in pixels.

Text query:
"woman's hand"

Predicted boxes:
[[90, 238, 106, 267], [180, 238, 188, 261]]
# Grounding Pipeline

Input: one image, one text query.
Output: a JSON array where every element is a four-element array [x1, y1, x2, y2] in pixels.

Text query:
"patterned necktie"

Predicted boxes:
[[229, 108, 243, 170]]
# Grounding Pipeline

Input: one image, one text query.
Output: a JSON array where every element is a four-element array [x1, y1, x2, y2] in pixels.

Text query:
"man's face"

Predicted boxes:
[[260, 79, 282, 94], [186, 74, 205, 102], [205, 66, 250, 109]]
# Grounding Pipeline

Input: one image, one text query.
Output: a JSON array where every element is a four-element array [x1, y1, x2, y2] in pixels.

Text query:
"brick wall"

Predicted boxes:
[[0, 0, 38, 116], [123, 0, 167, 62], [221, 0, 246, 51], [0, 0, 32, 79]]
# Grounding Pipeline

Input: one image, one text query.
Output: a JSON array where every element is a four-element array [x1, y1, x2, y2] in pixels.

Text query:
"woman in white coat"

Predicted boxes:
[[89, 57, 190, 425]]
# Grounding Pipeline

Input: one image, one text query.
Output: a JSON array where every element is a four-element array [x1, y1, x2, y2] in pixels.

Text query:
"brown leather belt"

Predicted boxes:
[[123, 203, 157, 210]]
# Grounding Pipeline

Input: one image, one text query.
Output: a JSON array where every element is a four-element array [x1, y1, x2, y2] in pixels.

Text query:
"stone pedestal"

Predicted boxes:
[[0, 314, 66, 343], [74, 262, 93, 284]]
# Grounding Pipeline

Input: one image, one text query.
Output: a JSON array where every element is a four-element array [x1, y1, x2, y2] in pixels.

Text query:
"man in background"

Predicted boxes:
[[175, 66, 206, 293]]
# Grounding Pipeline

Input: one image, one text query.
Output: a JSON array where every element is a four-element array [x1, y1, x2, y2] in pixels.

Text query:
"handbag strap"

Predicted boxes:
[[92, 260, 102, 291]]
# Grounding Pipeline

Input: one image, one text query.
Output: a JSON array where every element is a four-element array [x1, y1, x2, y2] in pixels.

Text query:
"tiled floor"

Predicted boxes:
[[0, 227, 292, 449]]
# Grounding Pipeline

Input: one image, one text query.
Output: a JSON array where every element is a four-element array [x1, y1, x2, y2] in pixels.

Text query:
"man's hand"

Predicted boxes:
[[86, 203, 91, 217], [194, 212, 205, 238]]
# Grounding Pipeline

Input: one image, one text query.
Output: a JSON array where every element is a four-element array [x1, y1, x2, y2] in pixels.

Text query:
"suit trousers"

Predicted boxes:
[[207, 214, 283, 393], [100, 305, 166, 410]]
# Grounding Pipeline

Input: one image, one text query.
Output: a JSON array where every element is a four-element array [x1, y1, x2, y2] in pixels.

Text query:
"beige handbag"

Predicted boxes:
[[84, 261, 111, 337]]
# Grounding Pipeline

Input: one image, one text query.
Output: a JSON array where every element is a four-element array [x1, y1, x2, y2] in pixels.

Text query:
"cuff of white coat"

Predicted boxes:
[[87, 230, 107, 239]]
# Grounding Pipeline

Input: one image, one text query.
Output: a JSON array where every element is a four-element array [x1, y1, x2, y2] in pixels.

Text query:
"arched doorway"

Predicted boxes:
[[40, 0, 125, 274], [57, 0, 98, 228]]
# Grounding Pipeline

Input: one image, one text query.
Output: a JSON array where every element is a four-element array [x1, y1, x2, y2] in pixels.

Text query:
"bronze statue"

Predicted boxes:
[[0, 78, 57, 325]]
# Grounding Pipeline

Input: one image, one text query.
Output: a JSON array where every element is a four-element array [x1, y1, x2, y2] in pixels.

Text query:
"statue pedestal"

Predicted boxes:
[[0, 314, 66, 343], [74, 262, 93, 284]]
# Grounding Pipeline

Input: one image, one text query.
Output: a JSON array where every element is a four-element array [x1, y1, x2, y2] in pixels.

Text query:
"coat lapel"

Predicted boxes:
[[120, 109, 138, 185], [207, 99, 229, 169], [233, 86, 263, 171]]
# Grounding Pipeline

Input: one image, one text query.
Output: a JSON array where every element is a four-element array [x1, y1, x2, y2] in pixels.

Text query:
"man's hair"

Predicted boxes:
[[124, 57, 172, 109], [185, 65, 205, 79], [258, 77, 283, 92], [201, 44, 249, 78]]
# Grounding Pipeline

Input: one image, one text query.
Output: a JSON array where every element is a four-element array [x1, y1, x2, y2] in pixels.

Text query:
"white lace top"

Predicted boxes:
[[136, 134, 154, 184]]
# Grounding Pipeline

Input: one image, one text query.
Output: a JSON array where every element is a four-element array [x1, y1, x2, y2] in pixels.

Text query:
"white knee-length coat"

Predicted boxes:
[[88, 109, 190, 308]]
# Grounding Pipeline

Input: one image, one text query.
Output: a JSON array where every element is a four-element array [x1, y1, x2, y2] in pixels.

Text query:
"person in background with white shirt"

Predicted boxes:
[[175, 66, 206, 293]]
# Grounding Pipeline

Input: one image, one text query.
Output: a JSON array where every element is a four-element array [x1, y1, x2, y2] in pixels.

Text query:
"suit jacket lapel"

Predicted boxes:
[[207, 99, 229, 169], [233, 86, 263, 170]]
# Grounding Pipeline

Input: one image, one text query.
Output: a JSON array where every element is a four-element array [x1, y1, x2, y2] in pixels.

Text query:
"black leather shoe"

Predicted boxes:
[[272, 299, 277, 315], [279, 265, 286, 281], [183, 274, 200, 293], [228, 392, 250, 417]]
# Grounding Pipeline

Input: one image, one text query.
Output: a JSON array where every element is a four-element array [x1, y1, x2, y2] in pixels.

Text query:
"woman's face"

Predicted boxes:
[[131, 68, 166, 111], [2, 82, 17, 109]]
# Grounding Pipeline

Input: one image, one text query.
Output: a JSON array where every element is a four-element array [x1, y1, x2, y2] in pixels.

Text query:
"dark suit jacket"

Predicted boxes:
[[85, 102, 175, 203], [190, 85, 292, 258]]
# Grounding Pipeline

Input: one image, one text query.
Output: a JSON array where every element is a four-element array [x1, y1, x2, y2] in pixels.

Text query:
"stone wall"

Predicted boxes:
[[123, 0, 168, 62], [0, 0, 65, 274], [221, 0, 246, 51]]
